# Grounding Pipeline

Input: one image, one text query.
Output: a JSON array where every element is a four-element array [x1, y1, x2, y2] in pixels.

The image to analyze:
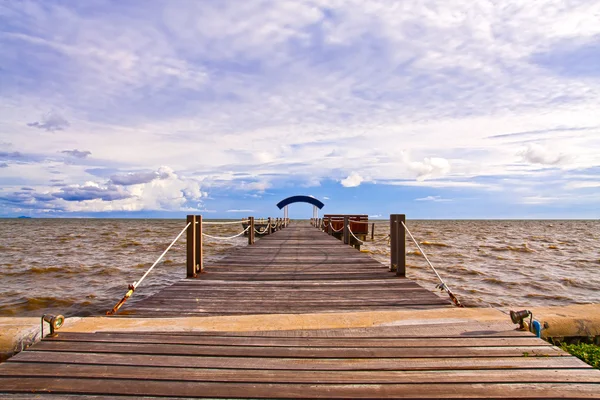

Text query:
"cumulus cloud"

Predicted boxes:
[[61, 149, 91, 158], [27, 112, 70, 131], [520, 143, 567, 165], [404, 155, 451, 181], [0, 166, 207, 213], [110, 167, 172, 186], [341, 172, 363, 187]]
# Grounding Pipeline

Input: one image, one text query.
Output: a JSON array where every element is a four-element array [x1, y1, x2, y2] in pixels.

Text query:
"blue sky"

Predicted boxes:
[[1, 1, 599, 219]]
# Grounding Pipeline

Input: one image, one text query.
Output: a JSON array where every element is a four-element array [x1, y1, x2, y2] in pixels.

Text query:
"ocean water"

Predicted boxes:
[[0, 219, 598, 317]]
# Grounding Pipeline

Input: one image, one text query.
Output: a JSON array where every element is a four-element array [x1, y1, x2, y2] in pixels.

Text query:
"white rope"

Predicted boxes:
[[255, 227, 269, 234], [202, 219, 249, 225], [401, 221, 445, 284], [331, 225, 344, 233], [202, 226, 250, 240], [350, 220, 370, 224], [347, 225, 364, 244], [370, 234, 391, 243], [134, 222, 191, 290]]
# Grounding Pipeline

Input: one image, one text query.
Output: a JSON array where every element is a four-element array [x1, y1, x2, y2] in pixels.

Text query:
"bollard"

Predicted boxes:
[[390, 214, 406, 276], [343, 216, 349, 245], [186, 215, 197, 278], [249, 216, 255, 245]]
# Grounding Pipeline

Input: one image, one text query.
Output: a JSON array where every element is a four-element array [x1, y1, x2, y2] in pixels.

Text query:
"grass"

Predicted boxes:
[[561, 343, 600, 369]]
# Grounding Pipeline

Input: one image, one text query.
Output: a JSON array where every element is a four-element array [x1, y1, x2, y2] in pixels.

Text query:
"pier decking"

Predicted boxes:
[[125, 223, 450, 316], [1, 222, 600, 398]]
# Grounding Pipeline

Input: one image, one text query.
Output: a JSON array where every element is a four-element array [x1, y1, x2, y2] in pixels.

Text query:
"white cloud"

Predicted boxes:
[[520, 143, 568, 165], [415, 195, 452, 202], [565, 181, 600, 190], [402, 153, 451, 181], [27, 111, 70, 132], [340, 172, 363, 187]]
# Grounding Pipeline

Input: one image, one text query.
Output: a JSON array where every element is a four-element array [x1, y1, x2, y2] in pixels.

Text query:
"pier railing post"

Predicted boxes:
[[268, 217, 272, 234], [390, 214, 406, 276], [249, 216, 255, 245], [328, 217, 332, 235], [186, 215, 197, 278], [371, 223, 375, 240], [195, 214, 203, 273], [343, 216, 349, 245]]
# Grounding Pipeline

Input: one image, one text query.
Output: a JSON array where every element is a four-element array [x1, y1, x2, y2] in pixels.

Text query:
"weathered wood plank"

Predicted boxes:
[[2, 378, 600, 398], [31, 340, 566, 358], [44, 332, 550, 347], [3, 364, 599, 384], [8, 351, 589, 370]]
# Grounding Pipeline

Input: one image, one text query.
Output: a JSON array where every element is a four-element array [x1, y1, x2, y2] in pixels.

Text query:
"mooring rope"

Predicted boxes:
[[202, 219, 249, 225], [107, 222, 191, 315], [202, 226, 250, 240], [400, 221, 463, 308], [347, 225, 364, 244]]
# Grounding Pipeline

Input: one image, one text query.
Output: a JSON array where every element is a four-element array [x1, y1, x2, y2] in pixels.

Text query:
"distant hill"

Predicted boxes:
[[17, 216, 32, 219]]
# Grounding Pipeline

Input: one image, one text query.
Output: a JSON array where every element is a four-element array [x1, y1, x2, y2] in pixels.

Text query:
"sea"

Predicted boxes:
[[0, 219, 598, 317]]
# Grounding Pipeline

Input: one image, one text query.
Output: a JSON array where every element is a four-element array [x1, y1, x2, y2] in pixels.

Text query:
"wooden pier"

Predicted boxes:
[[1, 221, 600, 398]]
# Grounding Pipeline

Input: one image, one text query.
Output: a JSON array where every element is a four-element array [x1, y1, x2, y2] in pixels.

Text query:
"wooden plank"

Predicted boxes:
[[44, 332, 550, 347], [31, 341, 566, 358], [8, 351, 589, 370], [2, 378, 600, 398], [3, 363, 600, 384]]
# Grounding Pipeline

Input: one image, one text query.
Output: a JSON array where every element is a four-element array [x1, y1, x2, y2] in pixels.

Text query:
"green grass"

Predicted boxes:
[[561, 343, 600, 369]]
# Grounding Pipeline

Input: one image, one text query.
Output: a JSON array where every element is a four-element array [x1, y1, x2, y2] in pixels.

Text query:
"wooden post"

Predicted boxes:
[[327, 217, 332, 235], [343, 216, 349, 245], [268, 217, 272, 234], [390, 214, 406, 276], [195, 215, 203, 273], [248, 216, 255, 245], [186, 215, 197, 278], [371, 223, 375, 240]]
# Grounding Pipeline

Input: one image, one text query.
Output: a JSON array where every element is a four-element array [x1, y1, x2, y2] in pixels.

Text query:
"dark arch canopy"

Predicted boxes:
[[277, 195, 325, 210]]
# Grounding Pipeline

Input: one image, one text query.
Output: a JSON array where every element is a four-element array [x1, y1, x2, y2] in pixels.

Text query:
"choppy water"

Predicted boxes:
[[0, 219, 598, 317]]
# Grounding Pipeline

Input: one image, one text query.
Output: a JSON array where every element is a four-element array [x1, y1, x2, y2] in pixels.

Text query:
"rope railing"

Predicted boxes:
[[401, 221, 462, 307], [370, 234, 390, 243], [255, 226, 270, 234], [107, 222, 191, 315], [202, 226, 250, 240], [347, 225, 364, 244], [202, 219, 249, 225]]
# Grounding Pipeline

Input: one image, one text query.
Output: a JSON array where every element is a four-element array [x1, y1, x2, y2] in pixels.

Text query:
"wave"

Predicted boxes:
[[419, 241, 450, 247], [480, 243, 536, 253]]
